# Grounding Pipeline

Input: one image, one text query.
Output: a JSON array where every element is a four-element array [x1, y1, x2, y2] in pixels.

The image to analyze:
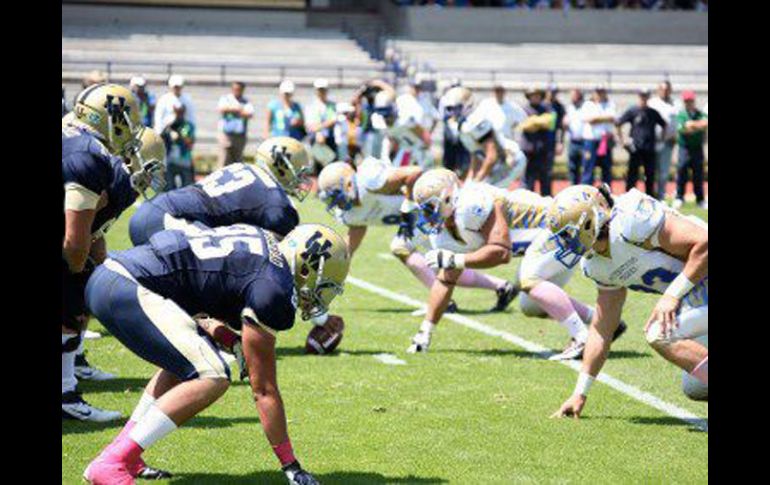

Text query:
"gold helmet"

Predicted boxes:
[[317, 161, 357, 213], [546, 184, 613, 268], [256, 136, 312, 201], [412, 168, 461, 234], [71, 83, 144, 157], [278, 224, 350, 321], [443, 86, 475, 119], [128, 128, 167, 197]]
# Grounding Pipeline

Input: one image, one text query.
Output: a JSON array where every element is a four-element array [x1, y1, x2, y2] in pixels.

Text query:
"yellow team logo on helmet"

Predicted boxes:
[[317, 161, 357, 213], [128, 128, 167, 197], [72, 83, 143, 157], [546, 184, 612, 269], [279, 224, 350, 321], [412, 168, 460, 234], [256, 137, 312, 201]]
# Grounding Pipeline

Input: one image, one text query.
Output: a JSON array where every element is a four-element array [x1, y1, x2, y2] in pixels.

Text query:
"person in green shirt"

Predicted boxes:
[[673, 90, 708, 209], [162, 102, 196, 190]]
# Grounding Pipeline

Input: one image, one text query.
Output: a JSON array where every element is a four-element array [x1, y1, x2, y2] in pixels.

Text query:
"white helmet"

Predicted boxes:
[[317, 161, 357, 213], [412, 168, 461, 234], [443, 86, 475, 119]]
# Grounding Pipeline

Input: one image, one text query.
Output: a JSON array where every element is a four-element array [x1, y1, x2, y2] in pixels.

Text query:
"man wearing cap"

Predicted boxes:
[[562, 89, 585, 184], [580, 85, 617, 186], [616, 89, 667, 196], [333, 102, 361, 162], [154, 75, 196, 136], [306, 78, 338, 168], [130, 76, 156, 128], [648, 81, 679, 201], [519, 86, 556, 195], [266, 80, 305, 141], [216, 81, 254, 168], [673, 90, 708, 209]]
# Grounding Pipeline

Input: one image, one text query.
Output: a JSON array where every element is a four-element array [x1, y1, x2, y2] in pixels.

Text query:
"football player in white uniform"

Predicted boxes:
[[458, 89, 528, 189], [548, 185, 708, 418], [407, 169, 621, 356], [317, 158, 517, 313], [371, 86, 433, 169]]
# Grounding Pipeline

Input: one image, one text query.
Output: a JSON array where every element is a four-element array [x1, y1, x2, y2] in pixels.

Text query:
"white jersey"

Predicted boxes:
[[581, 189, 708, 309], [431, 182, 551, 256], [460, 107, 526, 188], [333, 156, 404, 227]]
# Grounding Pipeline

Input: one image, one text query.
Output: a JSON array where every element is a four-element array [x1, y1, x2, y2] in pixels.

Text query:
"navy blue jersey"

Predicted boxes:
[[111, 224, 297, 332], [62, 126, 138, 238], [147, 163, 299, 238]]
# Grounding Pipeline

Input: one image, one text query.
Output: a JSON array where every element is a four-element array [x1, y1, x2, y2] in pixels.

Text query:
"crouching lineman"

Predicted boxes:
[[408, 169, 624, 357], [549, 186, 708, 418], [370, 85, 433, 168], [62, 83, 166, 421], [129, 136, 311, 246], [83, 224, 349, 485], [317, 158, 517, 314]]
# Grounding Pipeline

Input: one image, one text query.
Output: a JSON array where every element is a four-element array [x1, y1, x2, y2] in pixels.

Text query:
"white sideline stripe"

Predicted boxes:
[[347, 276, 708, 432], [377, 253, 395, 260], [373, 353, 407, 365]]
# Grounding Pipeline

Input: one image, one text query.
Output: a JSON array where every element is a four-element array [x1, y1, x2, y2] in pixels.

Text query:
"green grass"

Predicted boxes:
[[63, 199, 708, 484]]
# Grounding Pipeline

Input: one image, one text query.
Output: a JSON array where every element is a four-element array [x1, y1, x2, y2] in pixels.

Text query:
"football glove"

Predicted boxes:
[[425, 249, 465, 270], [282, 461, 319, 485], [397, 211, 416, 239]]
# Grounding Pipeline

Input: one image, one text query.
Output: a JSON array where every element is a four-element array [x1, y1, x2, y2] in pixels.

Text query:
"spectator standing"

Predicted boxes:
[[673, 90, 708, 209], [306, 78, 338, 167], [519, 87, 556, 195], [648, 81, 678, 201], [130, 76, 156, 128], [563, 89, 585, 184], [615, 89, 667, 195], [216, 81, 254, 168], [154, 75, 196, 135], [333, 101, 362, 162], [266, 80, 305, 141], [162, 102, 196, 190], [545, 84, 566, 183], [580, 85, 617, 186], [477, 84, 528, 139]]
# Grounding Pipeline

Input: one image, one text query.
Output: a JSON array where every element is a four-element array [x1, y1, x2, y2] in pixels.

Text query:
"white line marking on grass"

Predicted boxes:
[[377, 253, 395, 260], [373, 353, 407, 365], [347, 276, 708, 432]]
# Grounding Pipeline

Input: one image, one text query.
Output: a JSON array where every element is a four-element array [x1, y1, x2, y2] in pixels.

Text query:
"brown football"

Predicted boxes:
[[305, 315, 345, 355]]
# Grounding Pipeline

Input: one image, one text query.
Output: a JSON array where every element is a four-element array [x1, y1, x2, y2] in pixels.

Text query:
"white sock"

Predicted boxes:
[[419, 320, 436, 334], [62, 334, 79, 394], [128, 405, 178, 450], [559, 313, 588, 343], [130, 393, 157, 424]]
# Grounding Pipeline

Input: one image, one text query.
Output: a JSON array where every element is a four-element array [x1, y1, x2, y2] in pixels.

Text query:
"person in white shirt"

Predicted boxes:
[[579, 85, 616, 185], [306, 78, 338, 168], [154, 75, 196, 136], [563, 89, 586, 184], [648, 81, 679, 201], [216, 81, 254, 168], [475, 84, 528, 140]]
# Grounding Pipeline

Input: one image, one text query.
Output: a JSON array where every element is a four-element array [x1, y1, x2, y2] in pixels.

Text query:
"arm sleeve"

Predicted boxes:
[[617, 108, 632, 125]]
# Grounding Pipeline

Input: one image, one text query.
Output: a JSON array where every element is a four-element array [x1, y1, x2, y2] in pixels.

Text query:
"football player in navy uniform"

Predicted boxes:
[[129, 136, 311, 246], [62, 84, 166, 422], [83, 224, 349, 485]]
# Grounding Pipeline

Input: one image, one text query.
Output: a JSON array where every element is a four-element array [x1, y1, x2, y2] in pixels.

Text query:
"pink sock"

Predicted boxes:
[[528, 281, 575, 322], [109, 437, 143, 464], [691, 356, 708, 385], [569, 297, 594, 323], [456, 269, 506, 291], [404, 253, 436, 289]]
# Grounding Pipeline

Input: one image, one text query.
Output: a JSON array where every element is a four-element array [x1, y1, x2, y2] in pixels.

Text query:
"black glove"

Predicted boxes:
[[397, 211, 416, 239], [282, 461, 319, 485]]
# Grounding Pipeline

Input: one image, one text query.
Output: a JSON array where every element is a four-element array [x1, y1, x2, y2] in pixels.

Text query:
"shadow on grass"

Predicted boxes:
[[185, 415, 260, 428], [171, 470, 448, 484], [432, 348, 538, 359], [62, 418, 123, 435], [582, 414, 708, 432], [78, 377, 149, 394], [276, 346, 388, 359]]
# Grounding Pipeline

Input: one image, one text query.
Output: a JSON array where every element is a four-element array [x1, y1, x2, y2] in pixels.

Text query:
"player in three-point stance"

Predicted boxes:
[[83, 223, 349, 485], [548, 185, 708, 418]]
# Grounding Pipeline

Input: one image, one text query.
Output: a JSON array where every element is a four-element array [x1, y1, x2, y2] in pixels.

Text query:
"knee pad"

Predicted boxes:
[[62, 333, 82, 354], [681, 371, 708, 401]]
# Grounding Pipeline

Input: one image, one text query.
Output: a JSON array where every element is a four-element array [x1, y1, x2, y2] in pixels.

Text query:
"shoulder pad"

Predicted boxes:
[[456, 184, 494, 232], [614, 189, 665, 243], [357, 157, 392, 192]]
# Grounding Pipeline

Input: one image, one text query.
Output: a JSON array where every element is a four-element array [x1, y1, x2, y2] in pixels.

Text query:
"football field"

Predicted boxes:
[[62, 198, 708, 484]]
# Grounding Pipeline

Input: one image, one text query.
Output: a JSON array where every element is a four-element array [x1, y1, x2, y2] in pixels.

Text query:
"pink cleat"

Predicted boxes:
[[83, 457, 135, 485]]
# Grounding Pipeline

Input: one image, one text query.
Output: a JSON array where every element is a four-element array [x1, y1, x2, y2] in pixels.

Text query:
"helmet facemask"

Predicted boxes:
[[273, 148, 312, 201], [128, 149, 167, 199], [319, 174, 357, 213], [296, 255, 345, 321]]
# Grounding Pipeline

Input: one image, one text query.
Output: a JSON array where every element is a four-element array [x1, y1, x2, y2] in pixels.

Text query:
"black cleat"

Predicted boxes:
[[612, 320, 628, 342], [446, 300, 459, 313], [137, 465, 174, 480], [490, 282, 519, 312]]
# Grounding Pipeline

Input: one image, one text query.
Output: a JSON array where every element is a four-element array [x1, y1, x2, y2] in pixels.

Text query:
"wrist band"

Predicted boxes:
[[574, 372, 595, 396], [273, 440, 296, 467], [664, 273, 695, 300], [453, 253, 466, 270]]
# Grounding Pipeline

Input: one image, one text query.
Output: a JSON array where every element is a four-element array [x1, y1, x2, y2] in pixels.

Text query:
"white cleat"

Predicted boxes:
[[83, 330, 102, 340], [407, 331, 432, 354], [62, 391, 122, 422], [548, 339, 586, 361], [672, 198, 684, 210]]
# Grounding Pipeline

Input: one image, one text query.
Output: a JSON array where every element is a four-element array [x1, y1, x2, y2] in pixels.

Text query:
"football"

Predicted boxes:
[[305, 315, 345, 355]]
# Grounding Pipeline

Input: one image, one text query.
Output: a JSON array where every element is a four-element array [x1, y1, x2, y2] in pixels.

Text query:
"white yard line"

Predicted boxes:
[[347, 276, 708, 432], [376, 253, 395, 260], [373, 353, 408, 365]]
